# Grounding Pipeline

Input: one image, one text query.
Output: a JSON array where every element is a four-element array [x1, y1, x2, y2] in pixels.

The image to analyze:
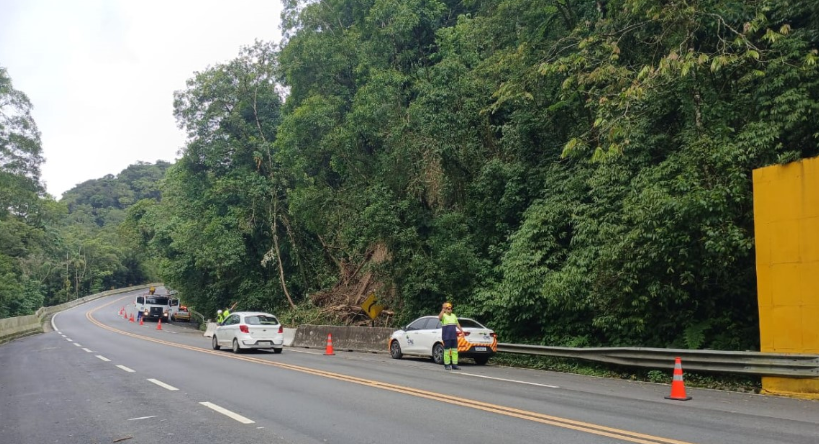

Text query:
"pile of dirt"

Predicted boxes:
[[310, 243, 395, 326]]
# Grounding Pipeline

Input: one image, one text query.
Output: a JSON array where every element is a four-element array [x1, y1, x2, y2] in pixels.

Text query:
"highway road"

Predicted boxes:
[[1, 289, 817, 444]]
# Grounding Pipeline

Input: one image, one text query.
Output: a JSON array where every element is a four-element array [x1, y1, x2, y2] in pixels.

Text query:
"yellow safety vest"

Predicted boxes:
[[441, 313, 458, 325]]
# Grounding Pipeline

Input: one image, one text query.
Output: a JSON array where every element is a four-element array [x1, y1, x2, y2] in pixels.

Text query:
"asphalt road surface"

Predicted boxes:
[[1, 289, 817, 444]]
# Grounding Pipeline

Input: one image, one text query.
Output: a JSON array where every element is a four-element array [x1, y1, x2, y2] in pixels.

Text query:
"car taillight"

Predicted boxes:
[[278, 325, 283, 334], [490, 332, 497, 338], [463, 331, 471, 336], [239, 325, 249, 333], [458, 331, 470, 337]]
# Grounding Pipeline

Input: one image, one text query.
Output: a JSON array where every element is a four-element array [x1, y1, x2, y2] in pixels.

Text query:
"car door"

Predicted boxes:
[[415, 317, 441, 355], [401, 318, 430, 354], [218, 314, 240, 346], [169, 298, 179, 318]]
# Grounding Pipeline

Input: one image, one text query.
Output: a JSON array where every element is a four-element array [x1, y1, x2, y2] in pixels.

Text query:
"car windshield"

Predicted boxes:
[[245, 315, 279, 325], [146, 297, 169, 305], [458, 319, 485, 329]]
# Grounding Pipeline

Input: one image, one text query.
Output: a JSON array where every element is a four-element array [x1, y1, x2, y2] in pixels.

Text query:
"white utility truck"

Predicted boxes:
[[134, 287, 179, 322]]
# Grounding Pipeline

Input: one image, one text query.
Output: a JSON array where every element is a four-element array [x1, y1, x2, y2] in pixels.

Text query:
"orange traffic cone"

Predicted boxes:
[[139, 316, 144, 326], [324, 333, 335, 355], [665, 357, 692, 401], [157, 318, 162, 330], [123, 311, 128, 320], [129, 313, 135, 322], [119, 306, 124, 316]]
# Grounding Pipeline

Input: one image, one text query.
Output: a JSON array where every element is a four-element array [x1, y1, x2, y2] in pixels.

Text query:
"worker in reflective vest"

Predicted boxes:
[[216, 309, 224, 324], [220, 302, 237, 323], [438, 302, 464, 370]]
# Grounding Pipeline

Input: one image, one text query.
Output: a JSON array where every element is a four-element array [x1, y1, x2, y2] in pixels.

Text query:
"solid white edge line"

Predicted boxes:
[[96, 355, 110, 362], [147, 378, 179, 391], [116, 365, 136, 373], [458, 372, 560, 388], [199, 402, 255, 424]]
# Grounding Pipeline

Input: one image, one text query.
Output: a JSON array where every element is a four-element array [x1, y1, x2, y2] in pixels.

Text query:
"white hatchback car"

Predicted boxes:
[[388, 316, 497, 365], [212, 311, 284, 354]]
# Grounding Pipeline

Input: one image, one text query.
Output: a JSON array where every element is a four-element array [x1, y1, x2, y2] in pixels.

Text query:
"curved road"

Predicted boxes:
[[1, 289, 816, 444]]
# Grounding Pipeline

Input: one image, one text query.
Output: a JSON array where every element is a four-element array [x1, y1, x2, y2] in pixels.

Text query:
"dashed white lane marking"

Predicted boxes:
[[96, 355, 110, 362], [66, 338, 73, 342], [199, 402, 255, 424], [82, 348, 93, 352], [458, 372, 560, 388], [128, 416, 156, 421], [148, 378, 179, 391], [116, 365, 136, 373], [73, 343, 82, 347]]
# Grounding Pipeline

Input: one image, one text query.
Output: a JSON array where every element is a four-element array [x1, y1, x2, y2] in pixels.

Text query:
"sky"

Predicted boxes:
[[0, 0, 284, 199]]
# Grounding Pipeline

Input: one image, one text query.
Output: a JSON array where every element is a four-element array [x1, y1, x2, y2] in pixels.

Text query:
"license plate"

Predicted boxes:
[[258, 341, 271, 345], [475, 347, 487, 352]]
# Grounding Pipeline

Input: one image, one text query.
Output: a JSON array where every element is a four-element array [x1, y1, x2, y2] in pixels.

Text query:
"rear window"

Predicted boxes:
[[458, 319, 485, 329], [245, 315, 279, 326]]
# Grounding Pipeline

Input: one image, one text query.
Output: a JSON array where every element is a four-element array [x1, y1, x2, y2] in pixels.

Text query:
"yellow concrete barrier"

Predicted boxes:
[[753, 156, 819, 399]]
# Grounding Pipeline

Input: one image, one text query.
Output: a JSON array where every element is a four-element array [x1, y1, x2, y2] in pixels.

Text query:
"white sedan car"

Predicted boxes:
[[212, 311, 284, 354], [388, 316, 497, 365]]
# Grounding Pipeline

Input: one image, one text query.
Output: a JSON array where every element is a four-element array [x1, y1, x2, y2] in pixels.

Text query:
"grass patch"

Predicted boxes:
[[277, 304, 334, 327]]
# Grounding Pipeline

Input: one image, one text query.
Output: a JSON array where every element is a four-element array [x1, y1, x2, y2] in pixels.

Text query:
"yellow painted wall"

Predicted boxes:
[[753, 156, 819, 399]]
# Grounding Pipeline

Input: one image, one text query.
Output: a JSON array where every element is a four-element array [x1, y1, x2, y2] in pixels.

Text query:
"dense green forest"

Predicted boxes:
[[2, 1, 817, 351]]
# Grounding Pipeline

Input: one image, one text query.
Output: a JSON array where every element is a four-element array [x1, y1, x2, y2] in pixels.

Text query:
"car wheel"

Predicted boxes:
[[232, 338, 242, 354], [432, 343, 444, 365], [211, 335, 220, 350], [473, 356, 490, 365], [273, 347, 283, 354], [389, 340, 403, 359]]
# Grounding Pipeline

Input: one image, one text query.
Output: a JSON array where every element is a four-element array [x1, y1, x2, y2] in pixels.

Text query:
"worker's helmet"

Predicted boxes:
[[443, 302, 452, 309], [217, 309, 223, 314]]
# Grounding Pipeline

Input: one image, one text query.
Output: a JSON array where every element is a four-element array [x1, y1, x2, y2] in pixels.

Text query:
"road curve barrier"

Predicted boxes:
[[0, 284, 161, 344]]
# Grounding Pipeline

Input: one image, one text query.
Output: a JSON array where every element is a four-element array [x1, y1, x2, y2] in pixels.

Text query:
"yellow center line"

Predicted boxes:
[[88, 296, 698, 444]]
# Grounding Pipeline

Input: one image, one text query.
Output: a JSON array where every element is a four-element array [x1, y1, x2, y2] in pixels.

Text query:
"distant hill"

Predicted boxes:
[[60, 161, 172, 227]]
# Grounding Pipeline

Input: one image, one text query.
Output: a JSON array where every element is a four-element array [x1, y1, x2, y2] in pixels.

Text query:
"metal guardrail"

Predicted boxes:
[[497, 344, 819, 377]]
